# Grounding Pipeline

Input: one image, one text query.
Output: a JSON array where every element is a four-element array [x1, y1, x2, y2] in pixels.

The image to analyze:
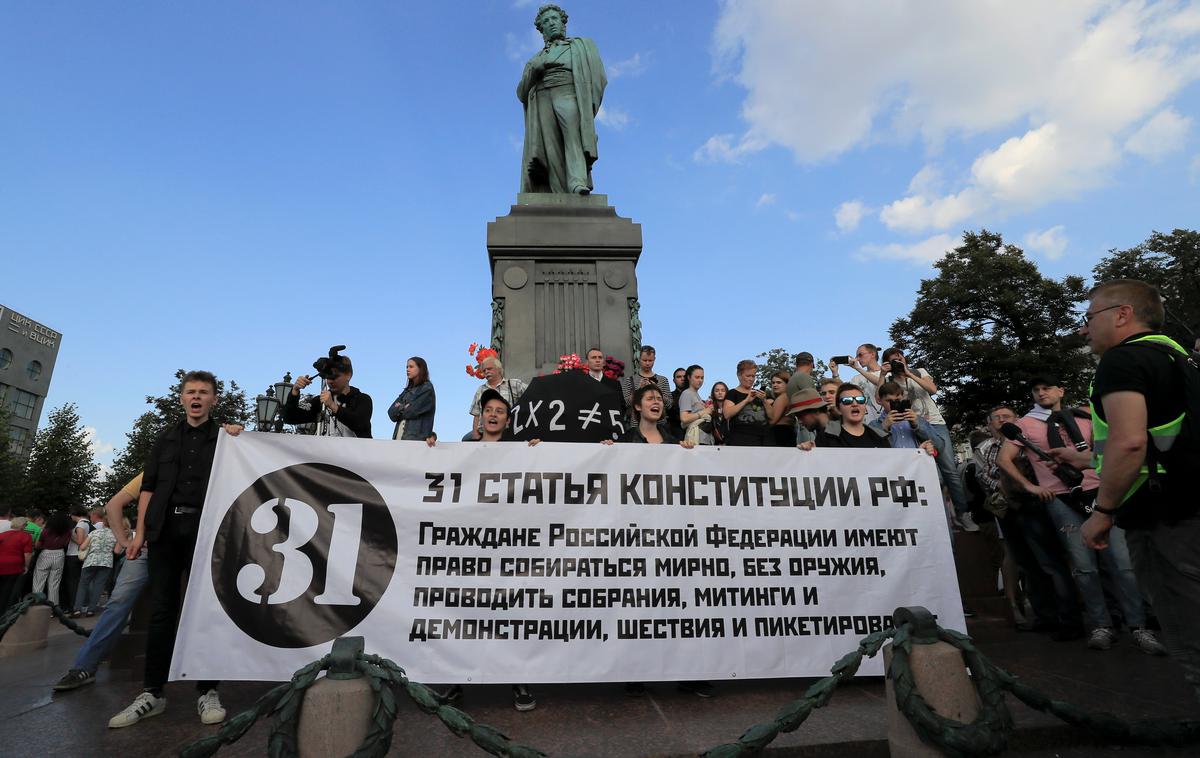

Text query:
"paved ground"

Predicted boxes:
[[2, 614, 1198, 757]]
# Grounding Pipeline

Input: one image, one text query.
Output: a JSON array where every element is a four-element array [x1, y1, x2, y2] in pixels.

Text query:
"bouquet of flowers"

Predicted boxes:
[[465, 342, 498, 379], [603, 356, 625, 380], [555, 353, 583, 373]]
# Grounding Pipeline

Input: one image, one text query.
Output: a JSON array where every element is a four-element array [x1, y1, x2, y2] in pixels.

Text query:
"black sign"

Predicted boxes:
[[510, 372, 625, 442], [211, 462, 397, 648]]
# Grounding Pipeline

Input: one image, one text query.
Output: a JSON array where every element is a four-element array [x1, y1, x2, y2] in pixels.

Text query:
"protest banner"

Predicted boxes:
[[172, 432, 964, 683]]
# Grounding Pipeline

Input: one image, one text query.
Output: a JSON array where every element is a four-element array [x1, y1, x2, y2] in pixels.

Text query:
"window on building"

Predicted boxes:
[[27, 360, 43, 381], [0, 348, 12, 370], [8, 426, 29, 456], [8, 387, 36, 420]]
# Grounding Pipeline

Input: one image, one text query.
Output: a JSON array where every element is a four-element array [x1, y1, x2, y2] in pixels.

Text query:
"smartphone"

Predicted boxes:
[[891, 399, 911, 414], [831, 355, 851, 365]]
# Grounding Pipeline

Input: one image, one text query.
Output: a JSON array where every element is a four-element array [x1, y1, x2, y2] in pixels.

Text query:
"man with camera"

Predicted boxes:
[[870, 381, 937, 453], [283, 346, 373, 438], [997, 376, 1164, 654], [877, 347, 975, 531]]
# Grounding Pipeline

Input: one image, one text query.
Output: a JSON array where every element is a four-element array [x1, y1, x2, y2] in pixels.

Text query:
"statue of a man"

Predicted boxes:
[[517, 4, 607, 195]]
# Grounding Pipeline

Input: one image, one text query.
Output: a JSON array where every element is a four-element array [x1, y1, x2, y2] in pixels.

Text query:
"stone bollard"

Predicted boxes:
[[296, 637, 378, 758], [0, 605, 52, 659], [884, 608, 980, 758]]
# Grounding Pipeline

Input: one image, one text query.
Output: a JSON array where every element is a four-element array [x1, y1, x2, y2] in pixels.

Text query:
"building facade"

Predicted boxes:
[[0, 305, 62, 459]]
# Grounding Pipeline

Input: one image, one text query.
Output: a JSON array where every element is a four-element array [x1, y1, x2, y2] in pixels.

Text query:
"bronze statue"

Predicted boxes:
[[517, 4, 607, 195]]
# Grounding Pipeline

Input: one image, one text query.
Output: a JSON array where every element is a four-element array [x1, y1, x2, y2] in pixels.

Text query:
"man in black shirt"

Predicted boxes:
[[283, 352, 372, 437], [110, 371, 243, 729], [1079, 279, 1200, 703]]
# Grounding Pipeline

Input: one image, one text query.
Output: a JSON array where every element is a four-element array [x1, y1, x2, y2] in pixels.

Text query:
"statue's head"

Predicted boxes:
[[534, 4, 568, 39]]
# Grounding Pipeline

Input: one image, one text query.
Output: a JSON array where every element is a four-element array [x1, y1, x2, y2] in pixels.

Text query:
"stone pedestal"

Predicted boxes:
[[297, 676, 377, 758], [487, 193, 642, 382], [883, 641, 981, 757], [0, 605, 50, 658]]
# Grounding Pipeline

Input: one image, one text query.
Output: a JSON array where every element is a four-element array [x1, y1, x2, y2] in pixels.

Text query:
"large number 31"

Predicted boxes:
[[235, 498, 363, 606]]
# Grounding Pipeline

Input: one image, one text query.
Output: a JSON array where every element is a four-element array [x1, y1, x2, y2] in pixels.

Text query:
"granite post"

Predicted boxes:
[[487, 193, 642, 382]]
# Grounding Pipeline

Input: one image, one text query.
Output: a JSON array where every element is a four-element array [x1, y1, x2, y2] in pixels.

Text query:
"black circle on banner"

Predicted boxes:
[[211, 462, 397, 648]]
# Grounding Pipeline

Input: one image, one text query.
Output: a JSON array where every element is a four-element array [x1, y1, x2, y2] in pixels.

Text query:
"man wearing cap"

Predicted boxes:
[[788, 387, 830, 451], [997, 376, 1164, 654]]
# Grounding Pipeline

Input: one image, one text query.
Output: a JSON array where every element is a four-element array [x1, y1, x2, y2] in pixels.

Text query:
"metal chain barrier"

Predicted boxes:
[[178, 645, 548, 758], [0, 592, 92, 640]]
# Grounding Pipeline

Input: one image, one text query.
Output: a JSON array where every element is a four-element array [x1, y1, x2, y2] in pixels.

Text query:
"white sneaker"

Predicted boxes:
[[1132, 628, 1168, 656], [109, 691, 166, 728], [197, 689, 226, 725], [956, 512, 981, 532], [1087, 627, 1116, 650]]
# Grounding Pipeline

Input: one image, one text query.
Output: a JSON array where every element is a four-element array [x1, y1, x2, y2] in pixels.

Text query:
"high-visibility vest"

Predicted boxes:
[[1090, 333, 1188, 505]]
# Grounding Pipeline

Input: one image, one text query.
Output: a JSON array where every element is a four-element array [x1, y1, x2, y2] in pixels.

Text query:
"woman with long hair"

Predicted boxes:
[[678, 365, 714, 446], [389, 357, 437, 441], [767, 370, 796, 447], [33, 511, 74, 606], [709, 382, 730, 445], [723, 360, 770, 446]]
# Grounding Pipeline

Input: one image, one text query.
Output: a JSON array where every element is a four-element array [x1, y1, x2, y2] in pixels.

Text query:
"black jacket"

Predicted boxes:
[[283, 386, 373, 438], [141, 419, 220, 542]]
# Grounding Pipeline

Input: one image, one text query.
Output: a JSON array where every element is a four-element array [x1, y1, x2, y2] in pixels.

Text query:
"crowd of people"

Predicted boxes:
[[0, 277, 1196, 729]]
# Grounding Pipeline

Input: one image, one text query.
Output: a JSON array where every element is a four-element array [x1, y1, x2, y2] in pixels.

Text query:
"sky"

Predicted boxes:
[[2, 0, 1198, 472]]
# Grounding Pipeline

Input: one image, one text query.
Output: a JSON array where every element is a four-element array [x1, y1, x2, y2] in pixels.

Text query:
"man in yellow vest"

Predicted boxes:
[[1077, 279, 1200, 703]]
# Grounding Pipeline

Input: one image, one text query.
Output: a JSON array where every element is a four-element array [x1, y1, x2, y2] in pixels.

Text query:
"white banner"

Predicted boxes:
[[172, 432, 964, 683]]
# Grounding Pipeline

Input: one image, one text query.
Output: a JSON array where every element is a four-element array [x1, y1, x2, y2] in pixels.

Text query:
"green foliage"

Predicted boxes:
[[21, 403, 100, 512], [0, 408, 27, 510], [1092, 229, 1200, 347], [889, 230, 1091, 431], [102, 369, 252, 495]]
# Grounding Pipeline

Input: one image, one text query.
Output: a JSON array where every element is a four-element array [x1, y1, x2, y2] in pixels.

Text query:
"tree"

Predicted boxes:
[[102, 370, 253, 495], [22, 403, 100, 511], [1092, 229, 1200, 347], [889, 230, 1091, 431], [0, 408, 27, 509]]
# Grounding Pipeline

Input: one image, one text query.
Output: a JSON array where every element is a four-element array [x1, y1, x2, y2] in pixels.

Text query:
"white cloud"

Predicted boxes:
[[1023, 225, 1069, 260], [505, 29, 542, 61], [1125, 108, 1193, 160], [707, 0, 1200, 229], [596, 105, 631, 130], [608, 52, 647, 78], [858, 233, 958, 265], [756, 192, 777, 207], [834, 200, 867, 231], [83, 426, 116, 459]]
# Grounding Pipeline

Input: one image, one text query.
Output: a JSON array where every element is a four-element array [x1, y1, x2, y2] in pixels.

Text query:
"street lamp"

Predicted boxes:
[[255, 372, 293, 433]]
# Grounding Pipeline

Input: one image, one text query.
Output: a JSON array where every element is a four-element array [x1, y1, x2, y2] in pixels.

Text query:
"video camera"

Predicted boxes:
[[313, 345, 350, 379]]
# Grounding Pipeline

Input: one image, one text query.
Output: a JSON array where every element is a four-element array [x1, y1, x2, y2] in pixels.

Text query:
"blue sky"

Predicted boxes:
[[3, 0, 1198, 470]]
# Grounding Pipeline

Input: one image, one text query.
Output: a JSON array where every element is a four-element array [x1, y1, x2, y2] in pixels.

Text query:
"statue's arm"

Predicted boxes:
[[517, 57, 541, 103]]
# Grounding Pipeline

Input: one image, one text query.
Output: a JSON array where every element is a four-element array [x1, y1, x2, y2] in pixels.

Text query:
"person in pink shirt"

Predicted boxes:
[[998, 376, 1165, 655]]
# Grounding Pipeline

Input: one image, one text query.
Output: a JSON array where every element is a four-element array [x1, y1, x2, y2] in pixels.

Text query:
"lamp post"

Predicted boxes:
[[255, 372, 293, 433]]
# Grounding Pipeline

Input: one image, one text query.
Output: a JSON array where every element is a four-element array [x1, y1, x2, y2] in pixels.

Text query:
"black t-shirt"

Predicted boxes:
[[1091, 331, 1187, 525], [816, 426, 891, 449]]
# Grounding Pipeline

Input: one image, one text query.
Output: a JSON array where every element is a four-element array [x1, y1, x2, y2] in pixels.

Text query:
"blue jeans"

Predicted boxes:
[[72, 555, 149, 674], [1014, 503, 1082, 628], [1046, 497, 1146, 630], [928, 423, 970, 514], [73, 565, 111, 612]]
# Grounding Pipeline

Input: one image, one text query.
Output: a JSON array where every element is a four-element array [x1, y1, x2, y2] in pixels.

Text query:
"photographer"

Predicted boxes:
[[879, 347, 974, 530], [870, 381, 936, 454], [997, 377, 1163, 654], [829, 344, 884, 423], [620, 346, 672, 422], [283, 346, 373, 438]]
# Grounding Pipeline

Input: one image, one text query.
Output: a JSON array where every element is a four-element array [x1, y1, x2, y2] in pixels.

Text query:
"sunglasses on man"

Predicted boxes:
[[839, 395, 869, 406]]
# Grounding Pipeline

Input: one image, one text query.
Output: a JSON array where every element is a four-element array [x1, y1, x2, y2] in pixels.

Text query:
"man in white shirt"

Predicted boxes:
[[0, 505, 12, 533]]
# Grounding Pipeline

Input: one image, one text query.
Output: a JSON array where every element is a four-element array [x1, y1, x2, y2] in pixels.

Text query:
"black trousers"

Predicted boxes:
[[0, 572, 24, 613], [63, 557, 82, 611], [143, 513, 217, 694]]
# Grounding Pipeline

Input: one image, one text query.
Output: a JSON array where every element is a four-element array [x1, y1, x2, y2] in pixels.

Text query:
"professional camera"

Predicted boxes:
[[313, 345, 350, 379]]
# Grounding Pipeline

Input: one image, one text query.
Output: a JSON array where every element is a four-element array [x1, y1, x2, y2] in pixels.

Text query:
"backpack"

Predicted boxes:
[[1124, 340, 1200, 524]]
